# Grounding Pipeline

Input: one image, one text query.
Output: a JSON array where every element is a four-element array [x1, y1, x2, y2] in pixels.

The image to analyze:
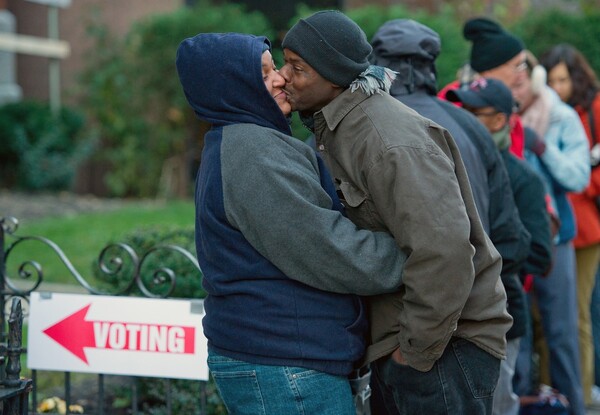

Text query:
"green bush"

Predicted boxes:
[[92, 226, 204, 299], [0, 101, 95, 191], [512, 9, 600, 76], [80, 1, 275, 197], [288, 4, 467, 98], [288, 5, 600, 99], [349, 4, 467, 89], [92, 226, 226, 413], [78, 3, 600, 192], [137, 377, 226, 415]]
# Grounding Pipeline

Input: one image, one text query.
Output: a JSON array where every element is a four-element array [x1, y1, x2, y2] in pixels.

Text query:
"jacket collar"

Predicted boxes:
[[319, 88, 369, 131]]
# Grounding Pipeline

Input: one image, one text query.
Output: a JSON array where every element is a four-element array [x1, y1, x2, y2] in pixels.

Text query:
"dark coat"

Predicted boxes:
[[371, 18, 531, 340], [394, 93, 531, 276], [395, 93, 531, 340], [501, 150, 553, 277]]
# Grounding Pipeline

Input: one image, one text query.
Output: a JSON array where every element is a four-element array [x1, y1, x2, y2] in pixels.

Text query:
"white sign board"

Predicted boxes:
[[25, 0, 72, 8], [28, 292, 208, 381]]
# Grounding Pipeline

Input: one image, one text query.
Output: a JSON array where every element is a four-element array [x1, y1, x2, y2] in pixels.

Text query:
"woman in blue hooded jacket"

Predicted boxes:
[[175, 33, 407, 414]]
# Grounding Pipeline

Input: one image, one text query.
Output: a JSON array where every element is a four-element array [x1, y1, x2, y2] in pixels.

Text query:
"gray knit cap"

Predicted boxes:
[[282, 10, 372, 87]]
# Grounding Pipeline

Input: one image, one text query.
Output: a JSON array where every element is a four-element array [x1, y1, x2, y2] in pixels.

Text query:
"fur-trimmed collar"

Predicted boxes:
[[349, 65, 398, 96]]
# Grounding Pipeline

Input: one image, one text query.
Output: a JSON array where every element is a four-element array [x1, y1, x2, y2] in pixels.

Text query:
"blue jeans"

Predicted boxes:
[[514, 242, 585, 415], [371, 337, 500, 414], [492, 338, 521, 415], [207, 349, 356, 415]]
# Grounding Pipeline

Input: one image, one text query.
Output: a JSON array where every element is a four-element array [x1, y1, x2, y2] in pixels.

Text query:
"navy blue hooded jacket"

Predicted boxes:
[[176, 33, 406, 375]]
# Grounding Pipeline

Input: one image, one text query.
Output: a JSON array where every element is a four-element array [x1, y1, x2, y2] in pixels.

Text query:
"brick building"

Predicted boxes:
[[4, 0, 182, 104]]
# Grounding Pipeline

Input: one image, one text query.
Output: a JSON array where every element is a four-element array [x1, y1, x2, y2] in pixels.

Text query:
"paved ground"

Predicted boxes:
[[0, 190, 131, 222]]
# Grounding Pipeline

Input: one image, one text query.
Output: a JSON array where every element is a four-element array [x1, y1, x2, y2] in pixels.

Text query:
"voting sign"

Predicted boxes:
[[28, 292, 208, 380]]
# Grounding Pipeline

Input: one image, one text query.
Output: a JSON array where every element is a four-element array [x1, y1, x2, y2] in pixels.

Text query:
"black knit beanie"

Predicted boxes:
[[464, 17, 524, 73], [282, 10, 372, 87]]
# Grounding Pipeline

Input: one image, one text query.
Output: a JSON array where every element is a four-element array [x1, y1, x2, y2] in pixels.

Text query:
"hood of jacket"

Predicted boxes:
[[370, 19, 440, 96], [176, 32, 291, 135]]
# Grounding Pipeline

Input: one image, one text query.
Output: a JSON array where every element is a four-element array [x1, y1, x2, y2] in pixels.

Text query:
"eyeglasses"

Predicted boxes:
[[515, 61, 528, 73], [472, 110, 500, 117]]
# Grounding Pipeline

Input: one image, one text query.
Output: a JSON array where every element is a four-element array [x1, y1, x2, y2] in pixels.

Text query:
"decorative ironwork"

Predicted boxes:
[[3, 298, 25, 387], [0, 297, 31, 415], [1, 218, 202, 298], [0, 216, 205, 414], [137, 244, 200, 298]]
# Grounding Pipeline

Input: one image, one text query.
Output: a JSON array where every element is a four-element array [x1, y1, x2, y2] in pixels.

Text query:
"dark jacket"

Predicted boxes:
[[313, 82, 511, 371], [176, 33, 406, 375], [442, 99, 531, 277], [500, 149, 553, 337], [370, 19, 531, 340], [394, 91, 529, 342], [501, 150, 553, 277]]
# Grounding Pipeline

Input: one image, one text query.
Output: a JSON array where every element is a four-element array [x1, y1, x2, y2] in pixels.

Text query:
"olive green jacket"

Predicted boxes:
[[313, 87, 512, 372]]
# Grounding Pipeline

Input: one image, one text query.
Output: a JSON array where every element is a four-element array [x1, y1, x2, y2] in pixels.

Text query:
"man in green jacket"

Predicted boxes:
[[280, 10, 512, 414]]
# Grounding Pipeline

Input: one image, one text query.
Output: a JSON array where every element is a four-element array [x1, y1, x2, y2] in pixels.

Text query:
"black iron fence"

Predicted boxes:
[[0, 216, 211, 414]]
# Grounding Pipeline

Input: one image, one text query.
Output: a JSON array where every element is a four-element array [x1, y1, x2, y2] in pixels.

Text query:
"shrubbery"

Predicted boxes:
[[92, 226, 225, 414], [0, 101, 95, 191], [80, 0, 274, 197], [512, 8, 600, 72], [12, 1, 600, 198], [92, 226, 204, 299]]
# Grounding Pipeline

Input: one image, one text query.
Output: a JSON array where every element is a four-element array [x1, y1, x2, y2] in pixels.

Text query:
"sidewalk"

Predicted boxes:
[[0, 190, 130, 222]]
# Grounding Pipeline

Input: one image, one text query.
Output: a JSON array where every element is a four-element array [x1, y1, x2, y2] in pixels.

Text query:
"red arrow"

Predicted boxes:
[[43, 303, 95, 364], [43, 304, 196, 365]]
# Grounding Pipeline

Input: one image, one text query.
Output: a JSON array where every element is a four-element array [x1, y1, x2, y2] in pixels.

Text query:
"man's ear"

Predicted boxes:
[[329, 83, 345, 100]]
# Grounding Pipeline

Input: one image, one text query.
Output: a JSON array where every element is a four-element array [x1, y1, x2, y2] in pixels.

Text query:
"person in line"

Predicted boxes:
[[280, 10, 512, 414], [370, 18, 529, 256], [511, 49, 590, 415], [439, 16, 527, 159], [440, 16, 561, 244], [176, 32, 409, 414], [447, 77, 553, 415], [540, 43, 600, 409], [368, 21, 532, 415]]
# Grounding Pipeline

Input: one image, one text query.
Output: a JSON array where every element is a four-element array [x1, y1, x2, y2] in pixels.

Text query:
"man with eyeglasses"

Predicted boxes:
[[462, 18, 527, 91], [439, 17, 528, 159]]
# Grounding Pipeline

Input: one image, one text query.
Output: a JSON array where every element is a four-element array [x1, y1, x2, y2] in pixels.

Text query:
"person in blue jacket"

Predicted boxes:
[[176, 33, 407, 414], [512, 50, 590, 415]]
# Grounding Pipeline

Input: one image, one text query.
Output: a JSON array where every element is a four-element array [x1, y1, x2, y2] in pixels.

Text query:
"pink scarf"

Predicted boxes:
[[521, 86, 552, 140]]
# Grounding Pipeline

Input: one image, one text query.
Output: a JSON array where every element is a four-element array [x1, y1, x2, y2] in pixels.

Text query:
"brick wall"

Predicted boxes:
[[7, 0, 182, 103]]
